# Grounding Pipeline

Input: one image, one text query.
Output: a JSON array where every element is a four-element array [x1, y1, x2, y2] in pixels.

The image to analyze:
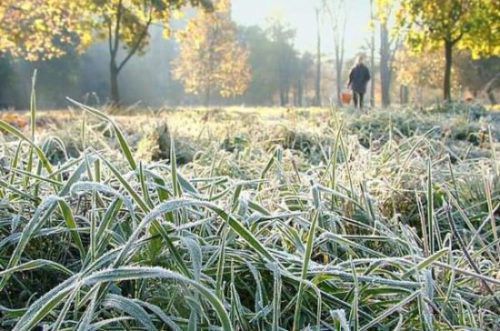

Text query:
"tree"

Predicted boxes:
[[296, 53, 315, 107], [0, 55, 20, 108], [394, 46, 461, 104], [266, 18, 297, 106], [398, 0, 500, 101], [238, 25, 309, 107], [172, 0, 250, 106], [237, 26, 278, 105], [395, 47, 500, 105], [91, 0, 213, 104], [375, 0, 401, 107], [0, 0, 213, 105], [323, 0, 347, 106], [314, 7, 322, 107]]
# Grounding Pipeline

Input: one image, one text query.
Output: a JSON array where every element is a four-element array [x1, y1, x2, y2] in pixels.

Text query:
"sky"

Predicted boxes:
[[232, 0, 373, 59]]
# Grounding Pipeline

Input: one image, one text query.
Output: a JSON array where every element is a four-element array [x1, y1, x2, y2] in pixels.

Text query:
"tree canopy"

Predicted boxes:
[[0, 0, 92, 61], [172, 0, 250, 106], [0, 0, 498, 107], [397, 0, 499, 100], [0, 0, 213, 103]]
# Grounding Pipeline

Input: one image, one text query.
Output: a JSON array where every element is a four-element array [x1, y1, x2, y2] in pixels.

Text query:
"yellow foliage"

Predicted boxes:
[[0, 0, 89, 60], [172, 0, 251, 101], [397, 0, 499, 58], [394, 47, 460, 89], [0, 0, 210, 61]]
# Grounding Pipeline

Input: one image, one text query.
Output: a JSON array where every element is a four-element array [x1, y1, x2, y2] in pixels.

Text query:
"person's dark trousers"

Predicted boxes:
[[352, 92, 364, 109]]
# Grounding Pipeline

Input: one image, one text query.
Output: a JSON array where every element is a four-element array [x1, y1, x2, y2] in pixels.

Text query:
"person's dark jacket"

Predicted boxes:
[[348, 63, 371, 94]]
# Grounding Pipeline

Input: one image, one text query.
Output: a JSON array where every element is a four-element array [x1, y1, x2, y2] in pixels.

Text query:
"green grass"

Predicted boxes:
[[0, 100, 498, 330]]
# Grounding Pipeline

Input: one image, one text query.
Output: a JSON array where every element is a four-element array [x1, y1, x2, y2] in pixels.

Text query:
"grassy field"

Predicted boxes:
[[0, 101, 499, 330]]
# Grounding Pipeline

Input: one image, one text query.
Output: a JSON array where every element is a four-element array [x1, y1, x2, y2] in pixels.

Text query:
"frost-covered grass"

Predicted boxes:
[[0, 100, 498, 330]]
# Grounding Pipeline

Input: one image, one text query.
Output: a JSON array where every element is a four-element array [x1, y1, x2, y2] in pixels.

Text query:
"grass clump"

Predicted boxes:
[[135, 120, 196, 165]]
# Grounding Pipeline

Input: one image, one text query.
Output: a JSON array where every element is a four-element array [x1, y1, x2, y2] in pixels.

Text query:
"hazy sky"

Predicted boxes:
[[232, 0, 372, 59]]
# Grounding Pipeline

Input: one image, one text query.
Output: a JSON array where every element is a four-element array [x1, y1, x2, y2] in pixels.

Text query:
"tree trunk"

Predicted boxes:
[[205, 86, 211, 108], [297, 78, 303, 107], [336, 60, 342, 106], [315, 8, 322, 107], [108, 0, 122, 106], [380, 23, 392, 107], [279, 87, 285, 107], [110, 60, 120, 105], [326, 0, 346, 107], [106, 0, 153, 108], [278, 54, 287, 107], [400, 85, 409, 104], [444, 40, 453, 101], [284, 85, 290, 105]]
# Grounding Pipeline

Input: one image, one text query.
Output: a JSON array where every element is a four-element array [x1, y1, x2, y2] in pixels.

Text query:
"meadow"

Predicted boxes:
[[0, 101, 498, 330]]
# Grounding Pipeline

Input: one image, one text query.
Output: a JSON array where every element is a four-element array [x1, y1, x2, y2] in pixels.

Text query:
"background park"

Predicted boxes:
[[0, 0, 499, 330]]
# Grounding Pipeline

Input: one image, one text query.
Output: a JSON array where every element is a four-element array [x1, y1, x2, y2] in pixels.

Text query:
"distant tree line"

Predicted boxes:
[[0, 0, 498, 109], [0, 2, 319, 109]]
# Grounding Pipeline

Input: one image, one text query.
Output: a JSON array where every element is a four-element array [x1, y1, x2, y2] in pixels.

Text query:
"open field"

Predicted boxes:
[[0, 103, 499, 330]]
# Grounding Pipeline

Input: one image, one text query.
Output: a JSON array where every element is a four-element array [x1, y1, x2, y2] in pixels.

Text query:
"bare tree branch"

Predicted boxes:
[[117, 8, 153, 73]]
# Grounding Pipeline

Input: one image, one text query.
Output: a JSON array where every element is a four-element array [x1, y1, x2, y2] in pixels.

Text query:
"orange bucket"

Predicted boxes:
[[341, 90, 352, 105]]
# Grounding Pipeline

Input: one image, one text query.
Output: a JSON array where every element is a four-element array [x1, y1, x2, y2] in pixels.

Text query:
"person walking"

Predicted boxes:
[[347, 55, 371, 110]]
